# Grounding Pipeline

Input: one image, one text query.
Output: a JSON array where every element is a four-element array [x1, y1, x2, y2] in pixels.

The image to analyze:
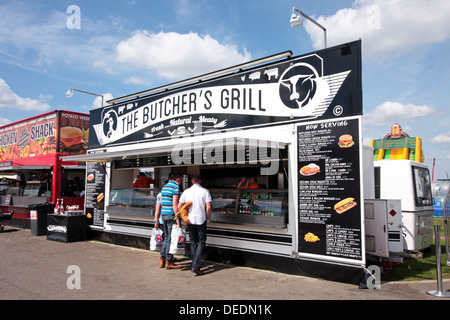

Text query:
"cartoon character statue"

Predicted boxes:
[[383, 123, 409, 139]]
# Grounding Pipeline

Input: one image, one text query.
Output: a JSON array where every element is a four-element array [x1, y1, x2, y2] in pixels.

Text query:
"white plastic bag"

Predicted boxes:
[[150, 228, 163, 251], [169, 225, 186, 255]]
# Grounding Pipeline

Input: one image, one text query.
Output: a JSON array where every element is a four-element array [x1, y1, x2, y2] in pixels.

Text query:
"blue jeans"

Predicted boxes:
[[160, 214, 175, 261], [188, 222, 207, 271]]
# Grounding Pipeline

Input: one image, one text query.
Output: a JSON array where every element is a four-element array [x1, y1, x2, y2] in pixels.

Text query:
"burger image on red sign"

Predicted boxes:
[[338, 134, 354, 148], [59, 126, 87, 154]]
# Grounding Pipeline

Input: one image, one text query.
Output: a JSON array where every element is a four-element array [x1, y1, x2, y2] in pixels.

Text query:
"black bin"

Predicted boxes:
[[28, 203, 55, 236]]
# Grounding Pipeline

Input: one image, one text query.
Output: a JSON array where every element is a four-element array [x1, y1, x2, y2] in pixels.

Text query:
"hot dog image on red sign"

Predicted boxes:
[[334, 197, 357, 214]]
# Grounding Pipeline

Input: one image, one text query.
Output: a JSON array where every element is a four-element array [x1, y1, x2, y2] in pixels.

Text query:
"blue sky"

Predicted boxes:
[[1, 0, 450, 178]]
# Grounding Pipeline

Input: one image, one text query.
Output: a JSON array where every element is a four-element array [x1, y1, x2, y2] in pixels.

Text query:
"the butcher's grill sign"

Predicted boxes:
[[89, 41, 362, 148]]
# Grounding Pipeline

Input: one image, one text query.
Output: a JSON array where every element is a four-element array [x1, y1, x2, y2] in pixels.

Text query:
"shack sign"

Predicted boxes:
[[88, 41, 362, 149]]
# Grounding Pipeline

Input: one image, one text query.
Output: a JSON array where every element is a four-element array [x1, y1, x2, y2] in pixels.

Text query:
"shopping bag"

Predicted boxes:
[[169, 225, 186, 255], [150, 228, 164, 251]]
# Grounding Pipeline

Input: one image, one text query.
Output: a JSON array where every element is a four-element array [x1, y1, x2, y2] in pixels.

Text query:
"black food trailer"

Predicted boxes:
[[64, 41, 371, 282]]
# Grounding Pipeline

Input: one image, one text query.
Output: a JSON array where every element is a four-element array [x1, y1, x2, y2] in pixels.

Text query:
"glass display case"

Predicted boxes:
[[7, 186, 20, 196], [105, 187, 288, 227], [210, 189, 288, 228], [210, 190, 239, 214], [0, 183, 8, 196], [23, 181, 42, 197], [107, 188, 159, 218], [0, 181, 49, 207]]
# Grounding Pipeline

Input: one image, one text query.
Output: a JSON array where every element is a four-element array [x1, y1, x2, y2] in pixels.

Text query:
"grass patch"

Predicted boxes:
[[389, 217, 450, 281]]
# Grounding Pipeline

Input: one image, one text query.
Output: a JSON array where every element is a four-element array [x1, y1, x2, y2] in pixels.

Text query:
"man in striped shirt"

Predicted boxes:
[[156, 172, 182, 269]]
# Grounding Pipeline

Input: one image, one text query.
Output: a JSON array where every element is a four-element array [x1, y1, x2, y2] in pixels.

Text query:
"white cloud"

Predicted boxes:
[[125, 76, 150, 86], [0, 117, 10, 126], [305, 0, 450, 60], [0, 2, 119, 75], [93, 58, 115, 74], [115, 30, 251, 80], [0, 78, 51, 112], [0, 4, 68, 67], [430, 133, 450, 144], [363, 101, 435, 127], [79, 92, 114, 111], [93, 93, 114, 109]]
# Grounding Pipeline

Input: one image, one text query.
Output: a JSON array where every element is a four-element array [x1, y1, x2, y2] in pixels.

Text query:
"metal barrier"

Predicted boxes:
[[445, 199, 450, 267], [427, 223, 450, 297]]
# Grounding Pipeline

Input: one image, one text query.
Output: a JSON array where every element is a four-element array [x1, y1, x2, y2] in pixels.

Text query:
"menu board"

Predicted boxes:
[[297, 117, 363, 265], [85, 152, 106, 226]]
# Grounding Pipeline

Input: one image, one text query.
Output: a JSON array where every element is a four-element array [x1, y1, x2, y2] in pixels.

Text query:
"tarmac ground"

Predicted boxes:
[[0, 226, 449, 316]]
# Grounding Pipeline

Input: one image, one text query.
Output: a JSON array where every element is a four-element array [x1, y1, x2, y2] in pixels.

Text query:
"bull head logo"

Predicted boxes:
[[279, 63, 319, 109]]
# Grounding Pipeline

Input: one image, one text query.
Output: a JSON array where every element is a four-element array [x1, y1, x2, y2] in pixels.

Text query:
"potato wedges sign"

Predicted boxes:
[[88, 41, 362, 148]]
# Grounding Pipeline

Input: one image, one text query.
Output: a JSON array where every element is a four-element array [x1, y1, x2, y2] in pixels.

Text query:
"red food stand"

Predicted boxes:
[[0, 110, 89, 228]]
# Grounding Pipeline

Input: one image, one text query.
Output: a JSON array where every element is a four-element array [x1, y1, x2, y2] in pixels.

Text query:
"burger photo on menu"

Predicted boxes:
[[334, 197, 357, 214], [59, 126, 88, 154], [338, 134, 354, 148]]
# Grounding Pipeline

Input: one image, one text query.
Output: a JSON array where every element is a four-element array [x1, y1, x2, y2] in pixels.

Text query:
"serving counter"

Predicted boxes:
[[0, 195, 49, 228], [107, 188, 159, 219], [105, 188, 288, 228], [210, 189, 288, 228]]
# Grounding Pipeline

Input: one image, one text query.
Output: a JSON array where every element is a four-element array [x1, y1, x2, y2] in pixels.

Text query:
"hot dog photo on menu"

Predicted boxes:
[[333, 197, 357, 214]]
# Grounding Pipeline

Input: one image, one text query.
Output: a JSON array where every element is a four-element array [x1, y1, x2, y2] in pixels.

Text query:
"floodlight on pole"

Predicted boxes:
[[65, 88, 74, 98], [290, 7, 327, 48]]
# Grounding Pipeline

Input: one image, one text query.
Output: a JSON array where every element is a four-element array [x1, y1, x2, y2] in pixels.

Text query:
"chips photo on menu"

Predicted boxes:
[[304, 232, 320, 242]]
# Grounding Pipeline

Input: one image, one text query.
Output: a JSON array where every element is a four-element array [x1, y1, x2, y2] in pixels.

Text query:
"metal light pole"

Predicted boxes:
[[66, 87, 104, 108], [290, 6, 327, 49]]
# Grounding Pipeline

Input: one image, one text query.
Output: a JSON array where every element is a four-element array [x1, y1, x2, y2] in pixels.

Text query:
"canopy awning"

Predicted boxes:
[[0, 165, 52, 172], [61, 164, 87, 169], [61, 135, 289, 163]]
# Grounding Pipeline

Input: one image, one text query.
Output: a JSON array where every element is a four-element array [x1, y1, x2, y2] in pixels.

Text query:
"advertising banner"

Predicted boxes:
[[0, 111, 89, 161], [0, 112, 58, 160], [296, 116, 364, 265], [58, 111, 90, 155], [88, 41, 362, 149]]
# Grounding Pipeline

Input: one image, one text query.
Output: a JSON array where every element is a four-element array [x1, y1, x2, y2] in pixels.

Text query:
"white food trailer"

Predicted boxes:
[[364, 136, 434, 270], [374, 160, 433, 252]]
